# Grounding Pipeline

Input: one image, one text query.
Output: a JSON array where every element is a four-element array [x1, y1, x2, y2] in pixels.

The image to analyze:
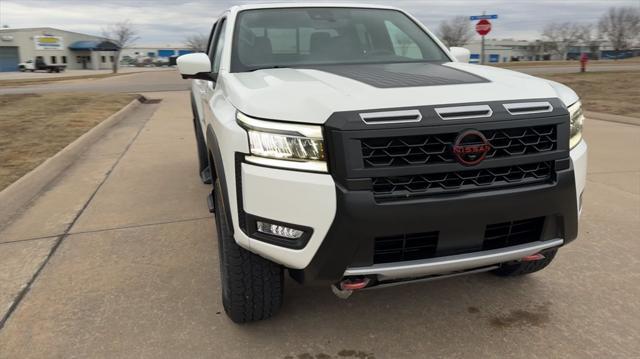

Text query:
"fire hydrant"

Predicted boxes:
[[580, 53, 588, 73]]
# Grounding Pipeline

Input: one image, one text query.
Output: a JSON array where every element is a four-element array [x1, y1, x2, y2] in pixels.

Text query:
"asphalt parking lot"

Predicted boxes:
[[0, 89, 638, 358], [0, 67, 172, 81], [0, 69, 189, 94], [1, 62, 639, 95]]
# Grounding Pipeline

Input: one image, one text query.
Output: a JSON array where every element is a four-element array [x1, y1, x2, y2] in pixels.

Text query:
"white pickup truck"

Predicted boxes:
[[177, 3, 587, 323]]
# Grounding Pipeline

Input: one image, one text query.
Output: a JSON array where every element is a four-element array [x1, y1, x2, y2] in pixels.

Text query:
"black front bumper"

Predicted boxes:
[[290, 98, 578, 285], [290, 163, 577, 285]]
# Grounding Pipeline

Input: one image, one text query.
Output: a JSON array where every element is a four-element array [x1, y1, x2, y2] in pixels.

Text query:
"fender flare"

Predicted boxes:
[[206, 125, 235, 234]]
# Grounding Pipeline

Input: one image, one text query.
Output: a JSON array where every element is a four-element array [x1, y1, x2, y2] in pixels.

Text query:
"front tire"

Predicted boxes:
[[492, 248, 558, 277], [213, 179, 284, 323]]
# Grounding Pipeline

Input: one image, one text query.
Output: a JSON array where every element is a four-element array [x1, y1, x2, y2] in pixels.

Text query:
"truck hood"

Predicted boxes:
[[223, 62, 572, 124]]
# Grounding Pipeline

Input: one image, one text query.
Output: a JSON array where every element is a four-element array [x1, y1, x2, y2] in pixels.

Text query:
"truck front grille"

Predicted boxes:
[[374, 231, 439, 264], [483, 217, 545, 250], [361, 125, 557, 168], [372, 161, 554, 200]]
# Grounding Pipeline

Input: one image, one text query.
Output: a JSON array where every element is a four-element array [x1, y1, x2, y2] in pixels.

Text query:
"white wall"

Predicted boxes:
[[0, 28, 116, 70]]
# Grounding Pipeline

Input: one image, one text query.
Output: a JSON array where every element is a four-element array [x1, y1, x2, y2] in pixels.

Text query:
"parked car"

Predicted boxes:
[[177, 3, 587, 323], [18, 57, 66, 73]]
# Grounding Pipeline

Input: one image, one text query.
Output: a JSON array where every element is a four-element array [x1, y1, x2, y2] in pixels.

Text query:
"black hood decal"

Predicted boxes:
[[310, 62, 489, 88]]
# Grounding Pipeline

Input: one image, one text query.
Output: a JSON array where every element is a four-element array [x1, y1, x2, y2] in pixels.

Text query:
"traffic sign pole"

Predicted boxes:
[[481, 35, 485, 65], [470, 13, 497, 65]]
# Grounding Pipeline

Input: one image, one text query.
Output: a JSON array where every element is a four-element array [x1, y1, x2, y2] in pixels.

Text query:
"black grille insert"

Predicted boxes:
[[483, 217, 545, 250], [361, 125, 557, 168], [372, 161, 554, 200], [374, 231, 439, 264]]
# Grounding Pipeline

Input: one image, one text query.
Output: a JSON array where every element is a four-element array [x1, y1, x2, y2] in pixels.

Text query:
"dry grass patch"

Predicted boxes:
[[539, 71, 640, 118], [0, 92, 138, 191], [494, 57, 640, 68]]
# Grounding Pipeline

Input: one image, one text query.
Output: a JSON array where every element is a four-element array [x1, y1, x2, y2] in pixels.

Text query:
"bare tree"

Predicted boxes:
[[437, 16, 475, 47], [523, 40, 556, 61], [599, 6, 640, 59], [578, 25, 604, 59], [184, 34, 208, 53], [102, 20, 139, 73], [541, 22, 584, 60]]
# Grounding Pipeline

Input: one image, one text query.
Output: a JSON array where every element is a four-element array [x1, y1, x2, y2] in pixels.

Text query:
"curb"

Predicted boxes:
[[585, 111, 640, 127], [0, 95, 146, 230]]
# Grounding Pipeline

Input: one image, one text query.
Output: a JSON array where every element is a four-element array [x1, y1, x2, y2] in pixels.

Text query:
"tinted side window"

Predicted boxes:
[[211, 20, 227, 73], [206, 22, 218, 55]]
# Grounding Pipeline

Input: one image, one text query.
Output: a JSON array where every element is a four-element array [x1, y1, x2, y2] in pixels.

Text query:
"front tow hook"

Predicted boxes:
[[331, 277, 370, 299]]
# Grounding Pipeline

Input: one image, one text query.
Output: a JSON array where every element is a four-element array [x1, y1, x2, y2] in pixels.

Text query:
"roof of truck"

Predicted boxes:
[[231, 3, 399, 11]]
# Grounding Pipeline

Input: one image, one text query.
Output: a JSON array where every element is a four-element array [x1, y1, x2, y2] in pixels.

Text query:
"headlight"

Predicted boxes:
[[237, 112, 327, 172], [568, 101, 584, 149]]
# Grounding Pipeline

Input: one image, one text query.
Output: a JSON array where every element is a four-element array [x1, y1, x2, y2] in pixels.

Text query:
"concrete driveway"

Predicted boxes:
[[0, 91, 639, 358]]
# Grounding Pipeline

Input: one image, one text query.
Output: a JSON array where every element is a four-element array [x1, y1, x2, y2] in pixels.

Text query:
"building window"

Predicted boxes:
[[77, 56, 82, 64], [110, 56, 114, 62], [62, 56, 67, 64], [50, 56, 57, 64], [101, 56, 106, 63]]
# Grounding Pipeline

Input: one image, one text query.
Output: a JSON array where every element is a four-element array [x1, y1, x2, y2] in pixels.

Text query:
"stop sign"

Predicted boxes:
[[476, 19, 492, 36]]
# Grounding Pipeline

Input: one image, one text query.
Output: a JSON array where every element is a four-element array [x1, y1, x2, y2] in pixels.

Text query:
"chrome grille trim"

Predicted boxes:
[[434, 105, 493, 120], [359, 109, 422, 125], [503, 101, 554, 115]]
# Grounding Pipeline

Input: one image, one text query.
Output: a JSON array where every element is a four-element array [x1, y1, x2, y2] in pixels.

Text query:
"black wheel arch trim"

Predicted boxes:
[[190, 92, 198, 119], [206, 124, 234, 234]]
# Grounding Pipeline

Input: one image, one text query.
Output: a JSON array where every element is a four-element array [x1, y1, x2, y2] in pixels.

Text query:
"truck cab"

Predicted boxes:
[[177, 3, 587, 323], [19, 56, 66, 72]]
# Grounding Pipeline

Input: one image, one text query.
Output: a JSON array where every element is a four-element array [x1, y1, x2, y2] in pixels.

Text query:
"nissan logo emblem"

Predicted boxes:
[[452, 130, 492, 166]]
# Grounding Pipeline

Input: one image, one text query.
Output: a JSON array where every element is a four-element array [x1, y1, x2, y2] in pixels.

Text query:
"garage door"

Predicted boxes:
[[0, 47, 20, 72]]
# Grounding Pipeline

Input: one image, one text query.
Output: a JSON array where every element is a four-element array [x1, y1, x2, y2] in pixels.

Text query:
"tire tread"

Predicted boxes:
[[215, 180, 283, 323]]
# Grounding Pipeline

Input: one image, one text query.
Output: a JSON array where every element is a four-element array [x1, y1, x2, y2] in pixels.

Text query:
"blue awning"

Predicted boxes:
[[69, 40, 120, 51]]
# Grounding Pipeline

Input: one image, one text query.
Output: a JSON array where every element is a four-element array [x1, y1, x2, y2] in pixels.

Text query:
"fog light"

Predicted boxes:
[[256, 221, 304, 239]]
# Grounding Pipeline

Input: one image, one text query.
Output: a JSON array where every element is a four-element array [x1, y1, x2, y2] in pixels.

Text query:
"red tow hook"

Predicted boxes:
[[340, 277, 370, 291], [521, 253, 546, 262]]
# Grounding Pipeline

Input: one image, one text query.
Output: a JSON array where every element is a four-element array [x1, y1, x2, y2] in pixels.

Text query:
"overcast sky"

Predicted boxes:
[[1, 0, 638, 46]]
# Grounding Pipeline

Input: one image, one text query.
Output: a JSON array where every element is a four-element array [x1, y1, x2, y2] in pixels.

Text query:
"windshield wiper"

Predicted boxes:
[[247, 65, 290, 72]]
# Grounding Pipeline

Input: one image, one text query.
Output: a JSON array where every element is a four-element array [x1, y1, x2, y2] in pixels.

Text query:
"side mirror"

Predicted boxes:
[[449, 47, 471, 63], [177, 53, 213, 80]]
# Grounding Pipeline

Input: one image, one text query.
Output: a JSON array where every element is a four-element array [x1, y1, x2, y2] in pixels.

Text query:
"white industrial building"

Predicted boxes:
[[0, 27, 121, 71], [465, 39, 542, 64], [465, 38, 640, 63], [119, 46, 193, 65]]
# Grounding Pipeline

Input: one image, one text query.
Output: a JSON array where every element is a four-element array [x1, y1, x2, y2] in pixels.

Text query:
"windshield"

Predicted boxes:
[[231, 7, 450, 72]]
